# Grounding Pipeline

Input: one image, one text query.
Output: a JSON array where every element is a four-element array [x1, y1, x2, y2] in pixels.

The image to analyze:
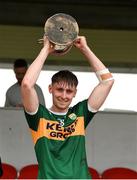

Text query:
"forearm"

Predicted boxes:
[[81, 45, 114, 83], [81, 45, 106, 72], [75, 36, 114, 111], [23, 46, 49, 87], [85, 46, 114, 110]]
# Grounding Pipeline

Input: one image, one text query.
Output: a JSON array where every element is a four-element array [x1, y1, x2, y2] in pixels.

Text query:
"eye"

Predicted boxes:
[[66, 89, 73, 94], [57, 88, 64, 92]]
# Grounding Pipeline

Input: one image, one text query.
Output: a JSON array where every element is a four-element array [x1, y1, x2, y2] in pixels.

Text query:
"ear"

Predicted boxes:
[[48, 84, 52, 94]]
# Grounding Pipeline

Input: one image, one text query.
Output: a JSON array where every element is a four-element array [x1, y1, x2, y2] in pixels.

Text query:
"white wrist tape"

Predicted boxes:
[[96, 68, 114, 82]]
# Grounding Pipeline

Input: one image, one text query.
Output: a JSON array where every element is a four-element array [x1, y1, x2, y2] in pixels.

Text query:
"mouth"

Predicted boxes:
[[58, 99, 69, 106], [59, 101, 68, 105]]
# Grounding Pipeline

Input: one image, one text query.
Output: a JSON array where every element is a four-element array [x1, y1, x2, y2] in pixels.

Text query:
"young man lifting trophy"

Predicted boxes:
[[22, 13, 114, 179]]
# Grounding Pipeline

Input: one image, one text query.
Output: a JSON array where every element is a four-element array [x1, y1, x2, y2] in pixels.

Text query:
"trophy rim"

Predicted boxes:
[[44, 13, 79, 46]]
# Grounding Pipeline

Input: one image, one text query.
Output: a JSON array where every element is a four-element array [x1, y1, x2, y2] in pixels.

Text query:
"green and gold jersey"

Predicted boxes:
[[25, 99, 96, 179]]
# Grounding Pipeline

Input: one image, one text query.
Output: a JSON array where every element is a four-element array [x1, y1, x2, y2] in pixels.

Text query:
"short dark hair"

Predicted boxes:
[[52, 70, 78, 87], [14, 59, 28, 69]]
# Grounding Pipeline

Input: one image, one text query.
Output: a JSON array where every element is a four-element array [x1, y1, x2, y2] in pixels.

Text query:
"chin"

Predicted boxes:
[[58, 105, 68, 111]]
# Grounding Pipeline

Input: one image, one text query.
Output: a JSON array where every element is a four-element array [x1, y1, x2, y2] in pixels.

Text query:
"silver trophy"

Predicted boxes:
[[39, 13, 79, 55]]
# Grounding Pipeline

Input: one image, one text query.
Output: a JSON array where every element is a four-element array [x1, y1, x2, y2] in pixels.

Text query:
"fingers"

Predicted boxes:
[[37, 35, 49, 44], [74, 36, 86, 44]]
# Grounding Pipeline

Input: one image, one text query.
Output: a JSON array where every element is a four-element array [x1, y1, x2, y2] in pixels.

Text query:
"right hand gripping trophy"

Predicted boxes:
[[39, 13, 79, 55]]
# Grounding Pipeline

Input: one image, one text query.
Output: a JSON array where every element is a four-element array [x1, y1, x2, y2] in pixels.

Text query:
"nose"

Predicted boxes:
[[61, 91, 67, 99]]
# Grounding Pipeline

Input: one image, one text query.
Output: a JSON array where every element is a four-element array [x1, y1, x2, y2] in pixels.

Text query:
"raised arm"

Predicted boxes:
[[74, 36, 114, 111], [21, 37, 53, 113]]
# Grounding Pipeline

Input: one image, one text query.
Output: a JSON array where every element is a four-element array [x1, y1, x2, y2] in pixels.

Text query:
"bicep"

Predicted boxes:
[[88, 80, 114, 111], [21, 86, 39, 113]]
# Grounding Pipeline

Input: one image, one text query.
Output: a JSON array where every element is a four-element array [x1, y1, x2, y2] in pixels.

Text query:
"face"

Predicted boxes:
[[14, 67, 27, 85], [49, 82, 77, 112]]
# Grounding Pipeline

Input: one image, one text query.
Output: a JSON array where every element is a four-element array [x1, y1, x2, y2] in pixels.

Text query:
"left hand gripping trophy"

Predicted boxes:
[[38, 13, 79, 55]]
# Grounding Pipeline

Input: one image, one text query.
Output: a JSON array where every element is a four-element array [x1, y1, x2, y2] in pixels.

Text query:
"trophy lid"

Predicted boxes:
[[44, 13, 79, 46]]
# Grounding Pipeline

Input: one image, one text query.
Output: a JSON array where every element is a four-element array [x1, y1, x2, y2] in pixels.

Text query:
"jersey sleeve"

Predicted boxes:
[[24, 104, 45, 131], [72, 99, 97, 128]]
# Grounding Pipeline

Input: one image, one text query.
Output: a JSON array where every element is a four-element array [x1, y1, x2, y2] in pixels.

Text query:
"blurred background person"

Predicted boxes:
[[5, 58, 45, 107]]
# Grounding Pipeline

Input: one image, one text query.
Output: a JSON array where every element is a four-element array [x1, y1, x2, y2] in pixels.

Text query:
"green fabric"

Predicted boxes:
[[24, 99, 96, 179]]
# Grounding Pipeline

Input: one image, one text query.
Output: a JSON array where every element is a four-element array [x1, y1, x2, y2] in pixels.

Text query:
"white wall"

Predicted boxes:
[[86, 111, 137, 173], [0, 108, 137, 173]]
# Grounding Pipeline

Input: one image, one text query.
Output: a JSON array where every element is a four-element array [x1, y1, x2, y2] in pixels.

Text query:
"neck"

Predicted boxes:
[[49, 109, 67, 115], [50, 106, 68, 113]]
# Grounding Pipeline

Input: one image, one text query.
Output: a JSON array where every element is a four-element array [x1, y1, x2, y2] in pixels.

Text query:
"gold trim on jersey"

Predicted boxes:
[[30, 117, 85, 144]]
